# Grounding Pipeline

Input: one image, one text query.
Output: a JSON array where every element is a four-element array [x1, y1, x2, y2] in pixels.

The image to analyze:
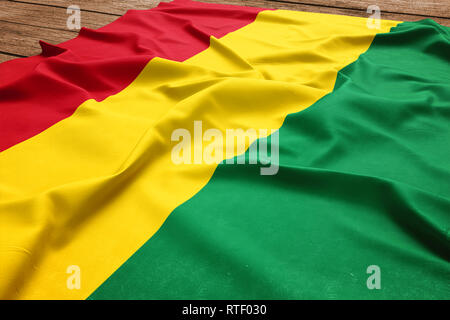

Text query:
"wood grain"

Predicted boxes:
[[0, 0, 449, 62], [0, 52, 21, 63], [6, 0, 168, 15], [199, 0, 450, 24], [0, 1, 118, 30], [273, 0, 448, 18], [0, 20, 74, 56]]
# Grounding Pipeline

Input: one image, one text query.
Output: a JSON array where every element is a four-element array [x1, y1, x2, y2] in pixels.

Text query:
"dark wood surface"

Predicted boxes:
[[1, 0, 449, 63]]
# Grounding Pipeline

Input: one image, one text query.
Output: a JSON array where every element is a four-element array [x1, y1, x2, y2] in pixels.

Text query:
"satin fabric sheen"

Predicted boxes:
[[90, 20, 450, 299], [0, 0, 264, 152], [0, 7, 397, 298]]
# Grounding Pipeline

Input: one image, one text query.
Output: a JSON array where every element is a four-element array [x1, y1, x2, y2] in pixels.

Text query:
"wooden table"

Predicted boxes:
[[1, 0, 449, 63]]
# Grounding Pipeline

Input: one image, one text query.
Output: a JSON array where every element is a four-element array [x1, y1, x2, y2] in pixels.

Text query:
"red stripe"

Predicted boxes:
[[0, 0, 265, 152]]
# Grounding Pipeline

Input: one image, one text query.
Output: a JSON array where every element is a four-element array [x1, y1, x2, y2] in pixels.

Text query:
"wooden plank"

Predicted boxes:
[[8, 0, 449, 19], [6, 0, 449, 26], [6, 0, 169, 16], [199, 0, 450, 26], [0, 52, 21, 63], [0, 20, 74, 56], [0, 1, 118, 30], [272, 0, 449, 19], [1, 0, 448, 59], [194, 0, 450, 25], [0, 1, 167, 57]]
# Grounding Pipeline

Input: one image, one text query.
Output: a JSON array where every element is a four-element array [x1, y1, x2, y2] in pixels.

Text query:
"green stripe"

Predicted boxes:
[[90, 20, 450, 299]]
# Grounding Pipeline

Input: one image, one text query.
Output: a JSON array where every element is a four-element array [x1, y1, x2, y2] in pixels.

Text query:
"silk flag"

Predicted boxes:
[[0, 0, 448, 299]]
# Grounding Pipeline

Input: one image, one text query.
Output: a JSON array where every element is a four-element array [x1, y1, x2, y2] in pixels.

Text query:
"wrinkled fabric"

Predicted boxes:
[[0, 0, 264, 152], [2, 1, 448, 300], [0, 5, 396, 299], [90, 20, 450, 300]]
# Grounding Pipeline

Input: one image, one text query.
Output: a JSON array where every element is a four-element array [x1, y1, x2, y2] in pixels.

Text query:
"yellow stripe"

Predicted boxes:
[[0, 10, 399, 299]]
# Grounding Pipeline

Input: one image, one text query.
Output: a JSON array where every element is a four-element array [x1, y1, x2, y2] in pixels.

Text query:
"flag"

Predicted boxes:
[[0, 0, 448, 299]]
